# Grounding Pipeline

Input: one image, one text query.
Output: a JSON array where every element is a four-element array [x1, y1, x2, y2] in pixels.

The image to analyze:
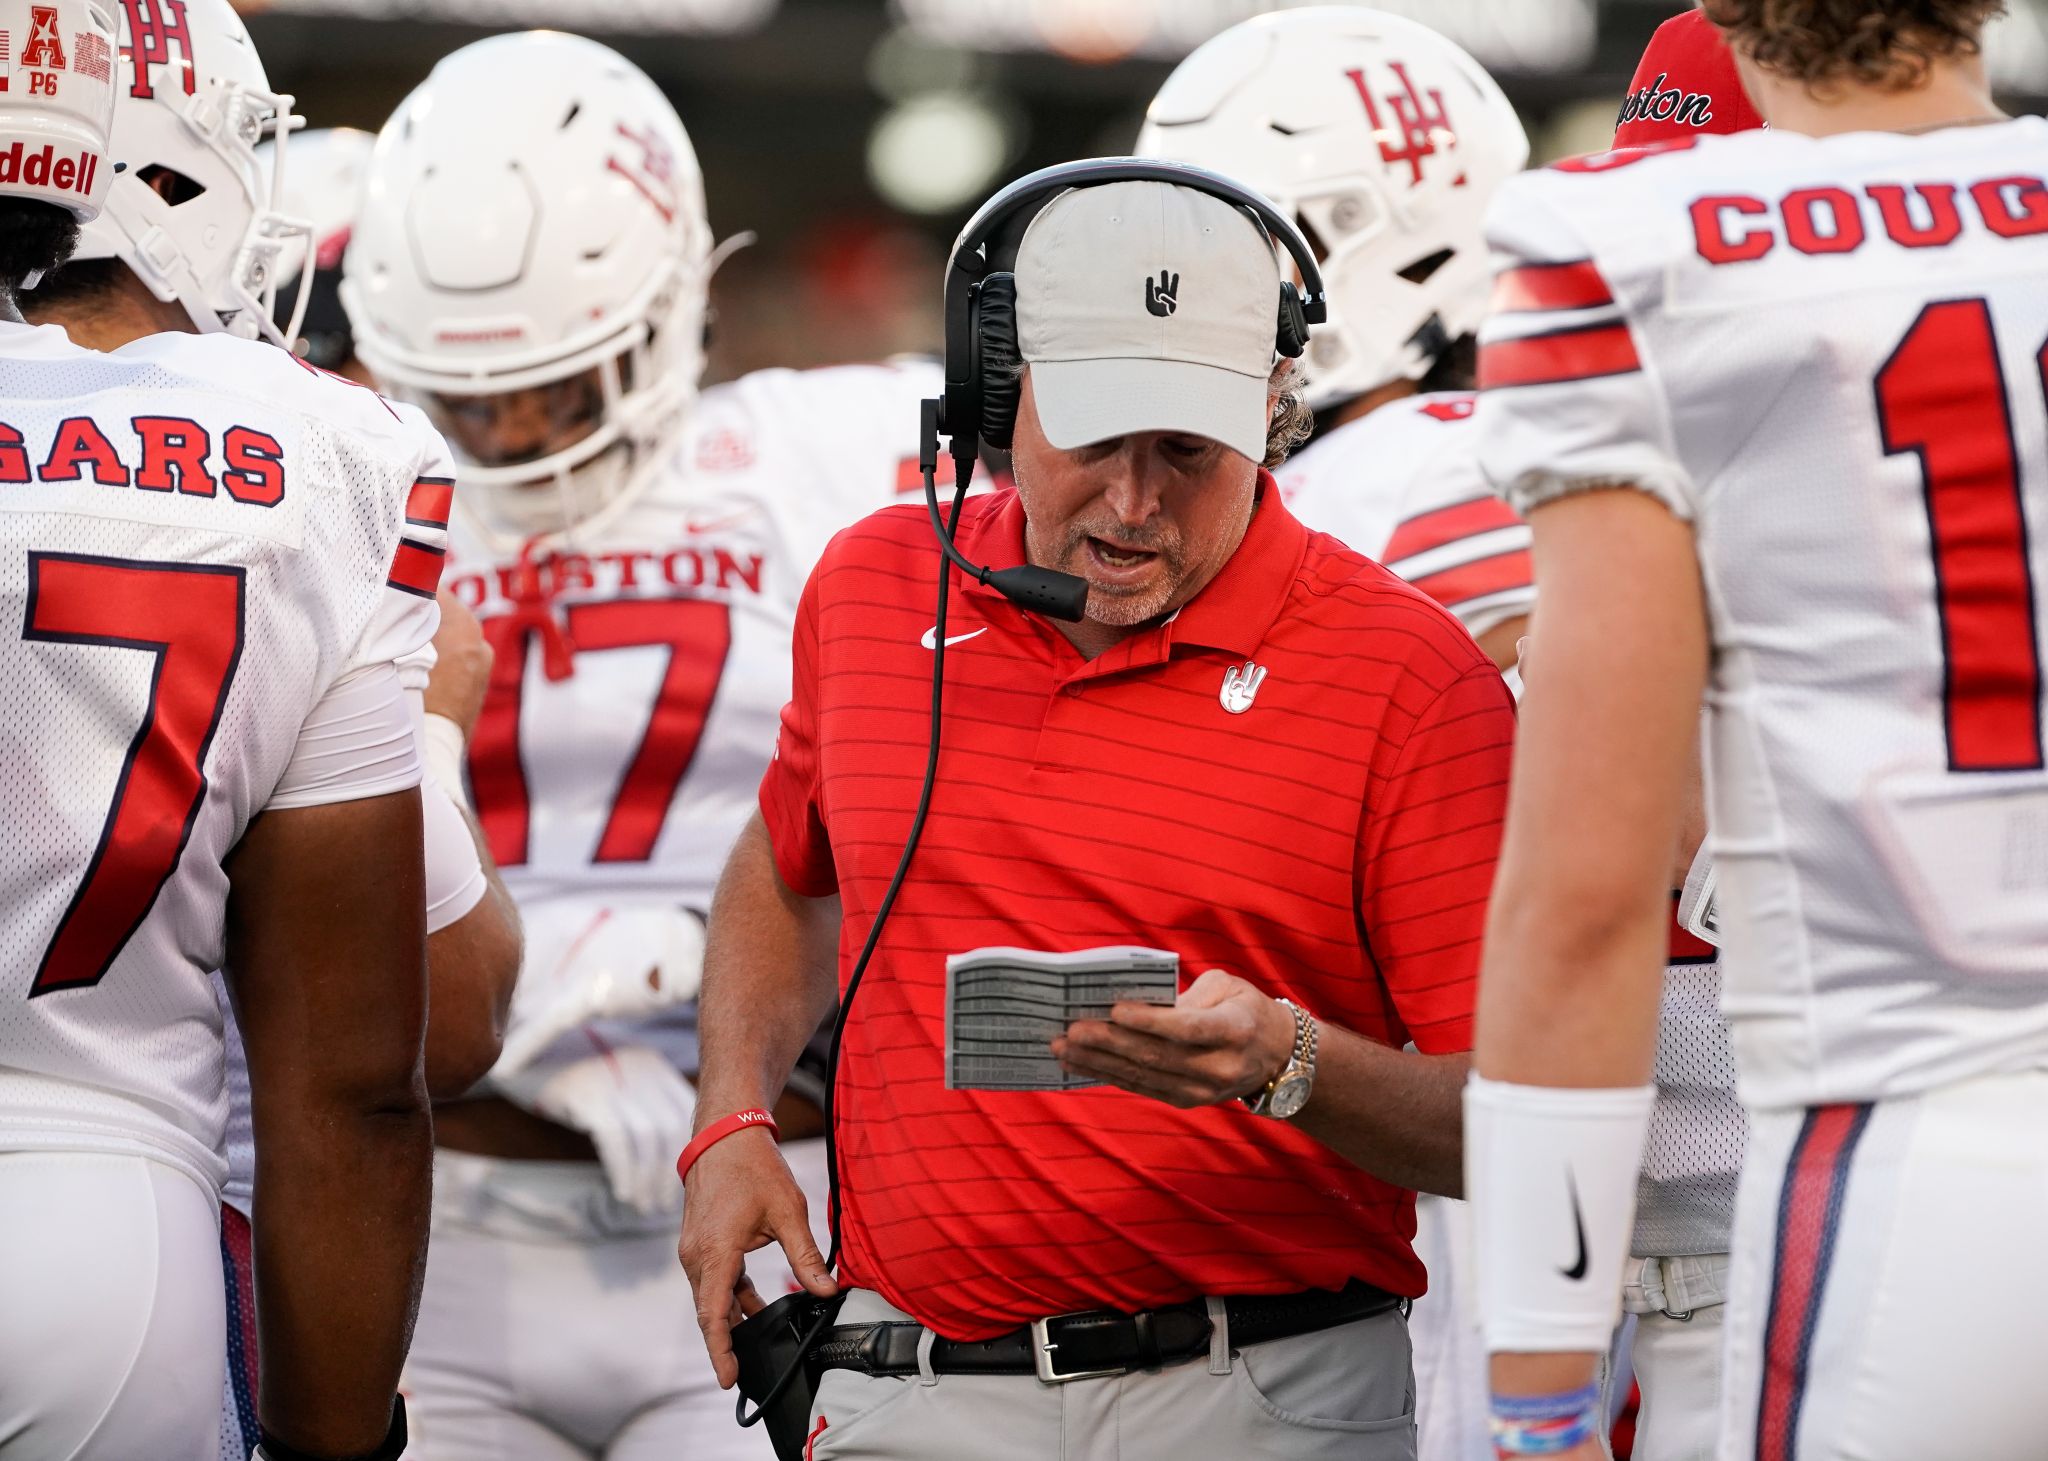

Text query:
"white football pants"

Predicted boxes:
[[0, 1152, 224, 1461], [1603, 1254, 1729, 1461], [1720, 1071, 2048, 1461], [403, 1138, 829, 1461]]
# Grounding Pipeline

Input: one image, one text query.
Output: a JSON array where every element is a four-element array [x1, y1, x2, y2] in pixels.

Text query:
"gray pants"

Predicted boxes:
[[806, 1289, 1417, 1460]]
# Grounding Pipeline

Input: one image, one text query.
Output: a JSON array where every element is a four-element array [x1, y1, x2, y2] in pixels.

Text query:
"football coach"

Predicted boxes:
[[679, 172, 1517, 1460]]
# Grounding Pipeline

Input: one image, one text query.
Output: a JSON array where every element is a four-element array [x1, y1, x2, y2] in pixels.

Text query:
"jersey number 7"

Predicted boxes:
[[1876, 298, 2046, 774], [471, 598, 733, 867], [22, 554, 247, 996]]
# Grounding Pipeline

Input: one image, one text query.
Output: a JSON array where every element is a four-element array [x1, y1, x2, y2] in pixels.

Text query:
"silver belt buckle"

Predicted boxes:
[[1030, 1313, 1127, 1384]]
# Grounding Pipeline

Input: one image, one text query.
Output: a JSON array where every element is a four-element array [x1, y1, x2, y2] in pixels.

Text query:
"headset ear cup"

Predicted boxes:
[[975, 272, 1023, 451], [1276, 284, 1309, 360]]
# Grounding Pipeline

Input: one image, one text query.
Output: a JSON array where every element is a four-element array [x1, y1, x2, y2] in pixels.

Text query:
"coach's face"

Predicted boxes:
[[1012, 371, 1265, 628]]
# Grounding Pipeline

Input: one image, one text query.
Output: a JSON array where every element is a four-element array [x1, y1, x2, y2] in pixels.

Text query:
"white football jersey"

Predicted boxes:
[[0, 321, 450, 1197], [1479, 119, 2048, 1110], [444, 361, 940, 1058], [1279, 393, 1534, 641]]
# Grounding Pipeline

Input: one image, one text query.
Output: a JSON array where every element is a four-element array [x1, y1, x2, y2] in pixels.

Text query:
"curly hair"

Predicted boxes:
[[0, 200, 80, 301], [1701, 0, 2004, 91], [1264, 356, 1314, 469]]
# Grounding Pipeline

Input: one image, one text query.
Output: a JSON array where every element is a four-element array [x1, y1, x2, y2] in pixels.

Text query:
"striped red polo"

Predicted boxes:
[[760, 476, 1515, 1340]]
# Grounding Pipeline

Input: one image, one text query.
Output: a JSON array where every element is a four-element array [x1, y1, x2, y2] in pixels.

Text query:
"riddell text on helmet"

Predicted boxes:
[[0, 143, 101, 198]]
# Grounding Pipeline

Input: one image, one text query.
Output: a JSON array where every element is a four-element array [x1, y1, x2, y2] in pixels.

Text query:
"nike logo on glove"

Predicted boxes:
[[921, 626, 988, 650], [1559, 1174, 1590, 1282]]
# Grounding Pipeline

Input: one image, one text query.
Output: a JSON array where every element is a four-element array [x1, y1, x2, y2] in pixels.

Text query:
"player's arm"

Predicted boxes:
[[1473, 490, 1707, 1400], [1463, 175, 1709, 1449], [681, 810, 842, 1388], [224, 783, 428, 1457], [416, 590, 521, 1097]]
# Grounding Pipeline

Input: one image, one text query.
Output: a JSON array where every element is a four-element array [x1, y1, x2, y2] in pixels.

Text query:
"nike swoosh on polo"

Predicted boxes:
[[921, 626, 988, 650], [1559, 1173, 1590, 1282]]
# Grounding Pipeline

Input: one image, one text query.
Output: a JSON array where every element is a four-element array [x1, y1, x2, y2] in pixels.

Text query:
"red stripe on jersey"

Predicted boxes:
[[387, 538, 447, 599], [1490, 261, 1616, 315], [1757, 1104, 1872, 1461], [895, 452, 956, 496], [1383, 496, 1525, 566], [1669, 911, 1715, 963], [1407, 548, 1534, 610], [405, 476, 454, 531], [1481, 323, 1641, 391]]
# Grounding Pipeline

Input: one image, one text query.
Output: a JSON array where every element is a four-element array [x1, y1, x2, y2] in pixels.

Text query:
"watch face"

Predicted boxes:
[[1269, 1072, 1312, 1120]]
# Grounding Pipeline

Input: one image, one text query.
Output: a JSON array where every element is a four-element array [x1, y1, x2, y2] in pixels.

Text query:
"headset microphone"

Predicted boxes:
[[917, 400, 1088, 621]]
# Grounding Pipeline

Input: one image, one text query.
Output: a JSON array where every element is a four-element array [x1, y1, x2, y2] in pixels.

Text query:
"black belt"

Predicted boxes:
[[815, 1279, 1403, 1385]]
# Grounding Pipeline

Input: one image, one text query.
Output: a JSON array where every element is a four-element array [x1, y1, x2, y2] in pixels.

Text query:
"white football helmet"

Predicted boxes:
[[0, 0, 119, 225], [341, 32, 713, 542], [75, 0, 311, 342], [1138, 8, 1528, 410], [259, 126, 373, 369]]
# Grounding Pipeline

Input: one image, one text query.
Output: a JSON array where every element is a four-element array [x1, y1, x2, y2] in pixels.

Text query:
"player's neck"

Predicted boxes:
[[21, 269, 192, 351], [1326, 377, 1419, 433], [0, 294, 23, 327], [1747, 56, 2002, 140]]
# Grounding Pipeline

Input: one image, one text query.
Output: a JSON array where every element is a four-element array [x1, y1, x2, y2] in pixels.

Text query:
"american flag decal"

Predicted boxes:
[[74, 30, 110, 82], [0, 30, 11, 91]]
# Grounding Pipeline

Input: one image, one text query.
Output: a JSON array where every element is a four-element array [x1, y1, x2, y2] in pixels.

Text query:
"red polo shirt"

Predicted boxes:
[[759, 477, 1514, 1340]]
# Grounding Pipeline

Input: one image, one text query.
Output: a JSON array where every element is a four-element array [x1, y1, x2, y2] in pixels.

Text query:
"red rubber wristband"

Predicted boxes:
[[676, 1108, 779, 1185]]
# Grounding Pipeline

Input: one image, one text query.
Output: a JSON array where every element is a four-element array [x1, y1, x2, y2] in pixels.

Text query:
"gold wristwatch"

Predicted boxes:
[[1244, 999, 1317, 1120]]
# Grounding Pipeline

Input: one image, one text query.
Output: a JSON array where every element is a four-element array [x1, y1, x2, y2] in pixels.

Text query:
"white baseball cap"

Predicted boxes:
[[1016, 179, 1280, 464], [0, 0, 118, 221]]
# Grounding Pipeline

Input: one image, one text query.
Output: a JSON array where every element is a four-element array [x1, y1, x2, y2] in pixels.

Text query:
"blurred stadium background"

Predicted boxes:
[[231, 0, 2048, 380]]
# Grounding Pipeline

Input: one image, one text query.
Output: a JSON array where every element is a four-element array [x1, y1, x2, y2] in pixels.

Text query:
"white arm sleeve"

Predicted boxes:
[[266, 662, 422, 811], [422, 774, 487, 934]]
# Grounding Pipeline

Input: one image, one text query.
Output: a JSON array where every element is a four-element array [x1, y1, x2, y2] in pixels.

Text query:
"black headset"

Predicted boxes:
[[918, 156, 1329, 622]]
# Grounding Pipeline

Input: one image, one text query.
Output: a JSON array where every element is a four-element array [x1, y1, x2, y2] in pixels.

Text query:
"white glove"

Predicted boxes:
[[496, 903, 707, 1074], [489, 1037, 697, 1217]]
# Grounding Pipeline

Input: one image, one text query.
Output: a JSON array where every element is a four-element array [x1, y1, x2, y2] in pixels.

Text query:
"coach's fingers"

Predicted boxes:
[[688, 1247, 745, 1389], [735, 1268, 771, 1320], [771, 1201, 837, 1299]]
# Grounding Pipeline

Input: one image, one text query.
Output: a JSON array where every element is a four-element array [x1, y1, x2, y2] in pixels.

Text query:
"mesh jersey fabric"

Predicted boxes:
[[1278, 391, 1534, 641], [1477, 119, 2048, 1110], [0, 321, 450, 1197]]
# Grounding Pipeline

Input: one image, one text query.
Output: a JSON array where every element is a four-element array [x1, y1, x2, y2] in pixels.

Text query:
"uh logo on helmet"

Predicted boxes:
[[120, 0, 196, 100], [1137, 6, 1529, 412]]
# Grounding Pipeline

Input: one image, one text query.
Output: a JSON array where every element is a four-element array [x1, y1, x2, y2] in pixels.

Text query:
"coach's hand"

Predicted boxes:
[[1054, 968, 1295, 1108], [677, 1128, 837, 1389]]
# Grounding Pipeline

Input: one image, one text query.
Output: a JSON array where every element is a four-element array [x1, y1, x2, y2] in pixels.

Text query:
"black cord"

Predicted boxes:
[[735, 463, 971, 1430]]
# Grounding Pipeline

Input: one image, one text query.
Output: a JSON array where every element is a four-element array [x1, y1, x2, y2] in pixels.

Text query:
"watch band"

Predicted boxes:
[[1245, 999, 1312, 1117]]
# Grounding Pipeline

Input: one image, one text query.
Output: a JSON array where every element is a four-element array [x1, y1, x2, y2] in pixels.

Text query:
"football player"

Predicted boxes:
[[0, 1, 448, 1455], [1590, 15, 1764, 1461], [1137, 7, 1535, 674], [22, 9, 524, 1455], [341, 31, 938, 1459], [1468, 4, 2048, 1460]]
